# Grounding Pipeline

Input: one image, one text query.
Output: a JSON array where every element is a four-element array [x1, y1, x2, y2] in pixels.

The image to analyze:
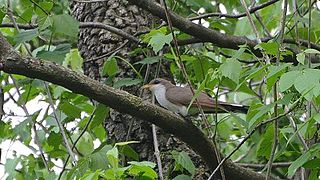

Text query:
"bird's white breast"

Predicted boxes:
[[150, 84, 188, 116]]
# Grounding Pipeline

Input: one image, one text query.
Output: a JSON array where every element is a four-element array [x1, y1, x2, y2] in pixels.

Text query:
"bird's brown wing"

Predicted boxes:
[[165, 86, 213, 107], [166, 86, 248, 113]]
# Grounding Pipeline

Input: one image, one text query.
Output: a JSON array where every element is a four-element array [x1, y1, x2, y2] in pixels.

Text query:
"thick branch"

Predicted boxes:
[[126, 0, 317, 64], [0, 34, 273, 180], [128, 0, 261, 55]]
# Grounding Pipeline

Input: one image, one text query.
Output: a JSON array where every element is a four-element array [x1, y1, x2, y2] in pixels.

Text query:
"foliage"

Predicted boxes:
[[1, 0, 320, 179]]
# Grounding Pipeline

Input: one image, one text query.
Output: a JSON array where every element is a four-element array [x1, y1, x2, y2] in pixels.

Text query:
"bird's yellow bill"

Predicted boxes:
[[142, 84, 153, 89]]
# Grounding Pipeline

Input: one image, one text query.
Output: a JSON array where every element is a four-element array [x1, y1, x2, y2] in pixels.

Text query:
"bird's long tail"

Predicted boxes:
[[219, 103, 249, 114], [202, 101, 249, 114]]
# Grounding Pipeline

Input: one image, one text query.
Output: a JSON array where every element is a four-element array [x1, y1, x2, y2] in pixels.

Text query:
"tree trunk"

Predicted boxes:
[[71, 1, 208, 178]]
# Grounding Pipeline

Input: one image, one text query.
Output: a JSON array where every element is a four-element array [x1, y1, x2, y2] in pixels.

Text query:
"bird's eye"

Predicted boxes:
[[153, 79, 160, 84]]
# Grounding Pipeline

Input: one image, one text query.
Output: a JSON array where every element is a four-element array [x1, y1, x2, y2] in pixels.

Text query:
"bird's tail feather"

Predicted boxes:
[[201, 102, 249, 114]]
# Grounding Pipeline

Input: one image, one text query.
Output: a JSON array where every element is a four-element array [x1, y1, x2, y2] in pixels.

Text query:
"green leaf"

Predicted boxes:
[[119, 145, 139, 161], [35, 2, 53, 17], [59, 101, 82, 119], [255, 41, 279, 56], [294, 69, 320, 100], [173, 175, 192, 180], [288, 144, 320, 177], [219, 58, 242, 84], [314, 113, 320, 124], [313, 84, 320, 97], [244, 64, 269, 81], [133, 56, 161, 65], [89, 104, 109, 129], [171, 151, 196, 176], [5, 158, 20, 179], [247, 103, 274, 129], [89, 144, 112, 170], [17, 7, 33, 23], [0, 121, 13, 139], [75, 132, 94, 156], [234, 18, 251, 36], [80, 170, 101, 180], [107, 147, 119, 169], [192, 58, 210, 82], [279, 71, 301, 92], [102, 57, 119, 76], [303, 158, 320, 169], [142, 27, 167, 42], [13, 118, 32, 144], [47, 132, 63, 149], [52, 14, 79, 37], [266, 64, 288, 91], [128, 161, 157, 179], [0, 9, 5, 24], [14, 29, 39, 44], [128, 161, 156, 168], [304, 48, 320, 54], [92, 125, 106, 142], [17, 84, 39, 105], [257, 125, 274, 158], [149, 32, 173, 53], [296, 53, 305, 65], [37, 44, 71, 64], [103, 167, 129, 180], [64, 49, 83, 72], [67, 157, 91, 179], [113, 78, 142, 88]]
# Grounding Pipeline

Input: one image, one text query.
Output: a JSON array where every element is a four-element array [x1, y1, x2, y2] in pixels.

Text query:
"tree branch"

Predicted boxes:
[[126, 0, 320, 64], [189, 0, 280, 20], [0, 33, 274, 180]]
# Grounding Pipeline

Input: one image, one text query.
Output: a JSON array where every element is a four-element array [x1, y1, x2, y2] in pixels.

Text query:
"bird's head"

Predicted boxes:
[[142, 78, 173, 93]]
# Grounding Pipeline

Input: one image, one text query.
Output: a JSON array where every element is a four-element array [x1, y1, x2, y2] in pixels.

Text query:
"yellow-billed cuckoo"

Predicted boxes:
[[142, 78, 248, 116]]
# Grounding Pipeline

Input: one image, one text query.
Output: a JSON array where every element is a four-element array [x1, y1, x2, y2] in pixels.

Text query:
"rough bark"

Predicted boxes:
[[71, 0, 157, 165]]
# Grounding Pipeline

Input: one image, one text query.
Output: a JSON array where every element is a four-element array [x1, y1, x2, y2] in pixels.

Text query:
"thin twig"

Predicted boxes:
[[304, 0, 313, 179], [266, 1, 287, 179], [189, 0, 280, 20], [237, 162, 292, 169], [43, 82, 76, 164], [152, 124, 164, 180], [58, 107, 96, 179], [0, 87, 4, 120]]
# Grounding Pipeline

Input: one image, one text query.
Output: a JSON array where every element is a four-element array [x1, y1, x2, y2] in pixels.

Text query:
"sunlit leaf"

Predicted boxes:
[[107, 147, 119, 169], [149, 32, 173, 53]]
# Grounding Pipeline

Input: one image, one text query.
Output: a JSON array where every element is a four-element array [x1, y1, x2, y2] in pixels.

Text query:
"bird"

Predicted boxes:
[[142, 78, 248, 116]]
